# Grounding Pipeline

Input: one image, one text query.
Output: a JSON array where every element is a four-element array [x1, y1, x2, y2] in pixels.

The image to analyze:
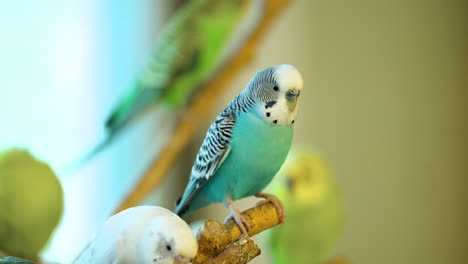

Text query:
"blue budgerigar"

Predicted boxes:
[[174, 65, 303, 234]]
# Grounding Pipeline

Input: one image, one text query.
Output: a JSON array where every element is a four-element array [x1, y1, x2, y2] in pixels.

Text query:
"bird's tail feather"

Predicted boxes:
[[173, 195, 185, 216], [61, 130, 117, 174], [173, 181, 201, 217], [63, 86, 161, 174]]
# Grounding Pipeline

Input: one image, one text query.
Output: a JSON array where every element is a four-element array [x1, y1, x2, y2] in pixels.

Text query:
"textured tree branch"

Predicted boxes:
[[194, 201, 281, 264], [201, 236, 260, 264], [115, 0, 293, 214]]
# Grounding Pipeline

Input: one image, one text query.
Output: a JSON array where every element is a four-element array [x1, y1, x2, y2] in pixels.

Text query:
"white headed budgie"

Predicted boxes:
[[0, 149, 63, 261], [74, 0, 264, 166], [267, 147, 345, 264], [73, 206, 197, 264], [174, 64, 303, 235]]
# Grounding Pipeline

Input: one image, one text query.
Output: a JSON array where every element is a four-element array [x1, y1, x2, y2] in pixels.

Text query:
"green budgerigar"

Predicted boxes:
[[75, 0, 264, 165], [267, 146, 345, 264], [0, 149, 64, 261]]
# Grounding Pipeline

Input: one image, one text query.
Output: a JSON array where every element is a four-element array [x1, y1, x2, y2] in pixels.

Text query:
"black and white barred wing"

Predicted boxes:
[[174, 111, 236, 215]]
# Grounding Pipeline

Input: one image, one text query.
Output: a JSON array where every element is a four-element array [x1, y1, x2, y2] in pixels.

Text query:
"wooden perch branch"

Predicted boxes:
[[114, 0, 293, 214], [201, 236, 260, 264], [194, 201, 281, 264]]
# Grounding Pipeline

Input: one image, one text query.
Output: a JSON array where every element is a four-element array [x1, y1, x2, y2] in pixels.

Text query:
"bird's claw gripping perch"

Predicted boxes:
[[255, 192, 286, 224], [225, 201, 251, 236]]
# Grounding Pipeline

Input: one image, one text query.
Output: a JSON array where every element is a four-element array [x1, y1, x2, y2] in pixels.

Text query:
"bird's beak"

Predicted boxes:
[[286, 88, 300, 112], [174, 255, 193, 264]]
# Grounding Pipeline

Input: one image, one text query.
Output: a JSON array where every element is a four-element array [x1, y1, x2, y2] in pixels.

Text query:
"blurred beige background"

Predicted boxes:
[[175, 0, 468, 263]]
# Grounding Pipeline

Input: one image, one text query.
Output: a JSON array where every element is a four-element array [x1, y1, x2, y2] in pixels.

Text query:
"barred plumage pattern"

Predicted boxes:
[[192, 97, 245, 178], [249, 67, 278, 103], [191, 67, 279, 180], [175, 66, 281, 214]]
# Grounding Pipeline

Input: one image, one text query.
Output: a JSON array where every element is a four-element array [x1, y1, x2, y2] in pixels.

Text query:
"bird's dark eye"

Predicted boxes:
[[273, 85, 279, 91], [166, 245, 172, 251]]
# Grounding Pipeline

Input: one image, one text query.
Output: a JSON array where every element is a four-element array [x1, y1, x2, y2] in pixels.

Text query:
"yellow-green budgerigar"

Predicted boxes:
[[267, 146, 345, 264], [75, 0, 265, 165], [0, 149, 63, 261]]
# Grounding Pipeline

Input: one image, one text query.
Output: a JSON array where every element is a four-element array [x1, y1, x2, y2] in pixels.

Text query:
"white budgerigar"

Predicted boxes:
[[74, 206, 197, 264]]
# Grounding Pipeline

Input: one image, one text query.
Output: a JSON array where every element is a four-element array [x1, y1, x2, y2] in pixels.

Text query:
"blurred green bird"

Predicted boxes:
[[267, 146, 345, 264], [0, 149, 63, 261], [74, 0, 264, 167]]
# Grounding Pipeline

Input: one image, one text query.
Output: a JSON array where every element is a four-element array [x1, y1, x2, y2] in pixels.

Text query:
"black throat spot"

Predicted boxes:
[[265, 101, 277, 109]]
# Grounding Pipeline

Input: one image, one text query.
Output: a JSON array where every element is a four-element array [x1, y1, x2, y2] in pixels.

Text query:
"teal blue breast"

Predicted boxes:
[[201, 109, 293, 204]]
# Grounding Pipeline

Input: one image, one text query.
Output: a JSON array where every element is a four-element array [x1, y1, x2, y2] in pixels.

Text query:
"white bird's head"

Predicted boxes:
[[245, 64, 304, 126], [140, 215, 198, 264]]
